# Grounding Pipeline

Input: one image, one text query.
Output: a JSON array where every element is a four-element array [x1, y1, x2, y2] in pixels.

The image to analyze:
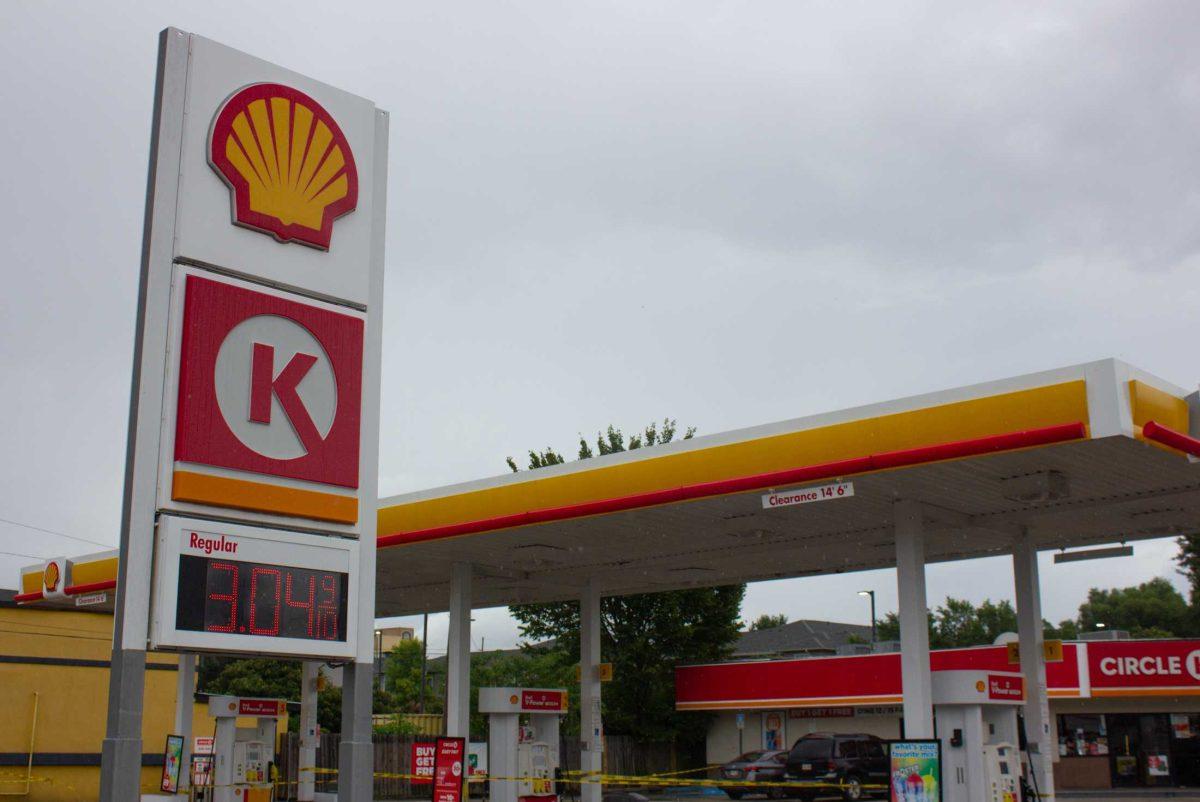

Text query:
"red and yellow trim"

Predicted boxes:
[[1092, 687, 1200, 698], [379, 381, 1090, 546], [1130, 380, 1191, 455], [172, 470, 358, 524], [677, 695, 902, 711]]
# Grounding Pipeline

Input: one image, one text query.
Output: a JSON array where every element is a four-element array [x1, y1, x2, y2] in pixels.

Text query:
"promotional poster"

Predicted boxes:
[[888, 740, 941, 802]]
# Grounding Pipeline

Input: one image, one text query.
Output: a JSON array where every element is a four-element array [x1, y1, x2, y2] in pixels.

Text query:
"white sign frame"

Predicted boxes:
[[173, 35, 379, 308], [149, 514, 359, 660], [153, 264, 366, 536]]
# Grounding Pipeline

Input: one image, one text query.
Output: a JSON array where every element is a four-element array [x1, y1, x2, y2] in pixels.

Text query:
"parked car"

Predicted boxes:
[[782, 733, 888, 801], [720, 750, 788, 799]]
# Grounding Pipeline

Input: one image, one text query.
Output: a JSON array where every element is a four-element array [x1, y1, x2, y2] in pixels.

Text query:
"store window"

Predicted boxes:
[[1058, 714, 1108, 757], [1057, 712, 1200, 788]]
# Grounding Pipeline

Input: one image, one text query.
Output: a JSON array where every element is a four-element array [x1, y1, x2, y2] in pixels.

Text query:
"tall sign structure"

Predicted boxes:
[[100, 29, 387, 802]]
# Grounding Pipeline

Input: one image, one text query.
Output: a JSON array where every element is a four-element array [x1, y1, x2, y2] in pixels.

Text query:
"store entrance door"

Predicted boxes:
[[1107, 715, 1173, 788]]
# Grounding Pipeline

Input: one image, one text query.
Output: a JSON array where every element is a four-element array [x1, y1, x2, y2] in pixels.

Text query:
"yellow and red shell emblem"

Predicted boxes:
[[209, 83, 358, 250], [44, 560, 61, 592]]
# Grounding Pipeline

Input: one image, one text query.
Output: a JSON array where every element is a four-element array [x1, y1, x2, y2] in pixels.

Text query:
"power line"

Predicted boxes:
[[0, 515, 111, 549], [0, 548, 47, 561]]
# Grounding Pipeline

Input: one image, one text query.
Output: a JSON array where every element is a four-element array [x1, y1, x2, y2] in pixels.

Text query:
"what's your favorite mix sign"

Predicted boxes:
[[888, 740, 941, 802]]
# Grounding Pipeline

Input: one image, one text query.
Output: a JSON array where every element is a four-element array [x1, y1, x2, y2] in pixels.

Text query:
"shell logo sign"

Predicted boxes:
[[43, 560, 60, 592], [209, 83, 358, 250]]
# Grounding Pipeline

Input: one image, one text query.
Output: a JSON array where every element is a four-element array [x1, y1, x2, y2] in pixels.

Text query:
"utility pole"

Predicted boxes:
[[419, 613, 429, 714]]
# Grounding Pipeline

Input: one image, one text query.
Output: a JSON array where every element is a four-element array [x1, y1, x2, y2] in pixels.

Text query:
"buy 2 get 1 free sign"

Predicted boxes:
[[169, 272, 364, 525]]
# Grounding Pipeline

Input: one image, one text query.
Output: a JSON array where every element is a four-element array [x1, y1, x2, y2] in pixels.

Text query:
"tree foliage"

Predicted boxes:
[[199, 657, 346, 732], [1076, 578, 1192, 637], [383, 638, 428, 712], [749, 613, 789, 631], [877, 579, 1196, 646], [506, 418, 743, 744], [875, 598, 1049, 647], [1177, 534, 1200, 633]]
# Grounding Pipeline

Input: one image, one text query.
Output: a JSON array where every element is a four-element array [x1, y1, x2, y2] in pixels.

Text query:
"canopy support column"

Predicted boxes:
[[1013, 530, 1055, 799], [447, 562, 473, 738], [299, 661, 319, 801], [173, 653, 195, 792], [895, 499, 933, 738], [580, 578, 603, 802]]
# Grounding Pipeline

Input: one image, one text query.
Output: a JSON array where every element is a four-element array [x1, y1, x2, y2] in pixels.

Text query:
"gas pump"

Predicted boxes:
[[205, 696, 285, 802], [479, 688, 568, 802], [933, 671, 1024, 802]]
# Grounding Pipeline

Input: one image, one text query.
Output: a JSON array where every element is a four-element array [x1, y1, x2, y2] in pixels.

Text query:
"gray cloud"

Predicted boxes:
[[2, 1, 1197, 648]]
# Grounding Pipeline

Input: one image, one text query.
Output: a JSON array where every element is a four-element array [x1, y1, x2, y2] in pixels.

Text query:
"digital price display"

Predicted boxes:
[[151, 515, 358, 659], [175, 556, 348, 641]]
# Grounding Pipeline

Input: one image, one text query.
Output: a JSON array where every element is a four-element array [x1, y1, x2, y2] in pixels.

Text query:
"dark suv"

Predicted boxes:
[[783, 733, 888, 801]]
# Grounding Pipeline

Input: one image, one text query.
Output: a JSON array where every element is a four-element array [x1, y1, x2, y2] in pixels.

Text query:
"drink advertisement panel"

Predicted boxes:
[[434, 737, 467, 802], [160, 734, 184, 793], [888, 740, 941, 802]]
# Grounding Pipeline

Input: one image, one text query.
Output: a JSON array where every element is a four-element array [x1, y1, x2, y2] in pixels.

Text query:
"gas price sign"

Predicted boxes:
[[150, 515, 358, 659]]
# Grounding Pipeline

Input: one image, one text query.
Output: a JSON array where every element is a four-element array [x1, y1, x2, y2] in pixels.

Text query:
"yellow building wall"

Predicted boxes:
[[0, 602, 282, 801]]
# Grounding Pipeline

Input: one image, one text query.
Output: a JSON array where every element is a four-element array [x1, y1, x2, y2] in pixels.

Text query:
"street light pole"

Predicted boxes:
[[858, 590, 877, 644]]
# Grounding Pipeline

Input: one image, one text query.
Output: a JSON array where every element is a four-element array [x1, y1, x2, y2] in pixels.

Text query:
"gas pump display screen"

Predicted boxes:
[[150, 515, 358, 659], [175, 555, 348, 641]]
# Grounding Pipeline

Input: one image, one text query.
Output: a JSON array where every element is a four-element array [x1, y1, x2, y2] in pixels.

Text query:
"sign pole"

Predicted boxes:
[[338, 103, 389, 802], [100, 28, 189, 802], [102, 26, 387, 802]]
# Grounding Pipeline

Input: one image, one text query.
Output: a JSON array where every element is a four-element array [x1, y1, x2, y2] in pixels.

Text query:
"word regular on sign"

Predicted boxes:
[[762, 481, 854, 510]]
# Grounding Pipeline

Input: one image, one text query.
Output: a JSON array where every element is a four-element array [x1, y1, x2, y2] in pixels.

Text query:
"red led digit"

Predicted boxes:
[[285, 570, 317, 638], [248, 566, 282, 636], [317, 573, 339, 640], [206, 562, 239, 633]]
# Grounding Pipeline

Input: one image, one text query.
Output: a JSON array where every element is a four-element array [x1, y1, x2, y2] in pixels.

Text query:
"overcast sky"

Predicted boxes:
[[2, 1, 1199, 653]]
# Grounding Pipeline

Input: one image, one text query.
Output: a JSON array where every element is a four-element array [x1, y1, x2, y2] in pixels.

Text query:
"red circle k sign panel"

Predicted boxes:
[[174, 275, 363, 488]]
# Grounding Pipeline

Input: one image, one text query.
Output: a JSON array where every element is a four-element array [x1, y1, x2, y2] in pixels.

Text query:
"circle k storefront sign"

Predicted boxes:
[[168, 272, 364, 526], [1090, 640, 1200, 692]]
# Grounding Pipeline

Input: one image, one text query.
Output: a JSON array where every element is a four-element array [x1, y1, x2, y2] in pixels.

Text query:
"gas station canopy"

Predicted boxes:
[[17, 358, 1200, 618], [372, 358, 1200, 616]]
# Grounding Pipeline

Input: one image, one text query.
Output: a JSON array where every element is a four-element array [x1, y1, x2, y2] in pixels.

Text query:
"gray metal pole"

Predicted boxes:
[[100, 28, 188, 802], [420, 612, 429, 714]]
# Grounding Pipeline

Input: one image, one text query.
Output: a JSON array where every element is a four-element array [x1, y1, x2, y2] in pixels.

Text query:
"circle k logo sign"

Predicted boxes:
[[174, 274, 363, 489]]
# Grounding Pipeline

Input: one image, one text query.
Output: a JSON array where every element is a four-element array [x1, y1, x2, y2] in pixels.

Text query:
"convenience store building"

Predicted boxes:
[[676, 637, 1200, 790]]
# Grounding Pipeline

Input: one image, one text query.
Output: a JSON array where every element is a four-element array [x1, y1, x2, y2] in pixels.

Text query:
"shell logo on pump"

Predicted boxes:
[[209, 83, 358, 250]]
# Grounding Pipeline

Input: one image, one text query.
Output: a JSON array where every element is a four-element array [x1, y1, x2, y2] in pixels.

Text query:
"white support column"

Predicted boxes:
[[299, 661, 320, 802], [894, 500, 934, 738], [447, 563, 473, 738], [1013, 530, 1055, 799], [579, 578, 603, 802], [174, 653, 196, 792]]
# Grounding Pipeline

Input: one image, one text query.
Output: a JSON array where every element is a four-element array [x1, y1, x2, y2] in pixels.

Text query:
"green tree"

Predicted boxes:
[[874, 597, 1058, 647], [749, 613, 789, 631], [1076, 578, 1192, 637], [383, 638, 430, 712], [506, 419, 742, 746], [469, 647, 576, 736], [1178, 534, 1200, 605], [199, 658, 394, 733], [1176, 534, 1200, 632]]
